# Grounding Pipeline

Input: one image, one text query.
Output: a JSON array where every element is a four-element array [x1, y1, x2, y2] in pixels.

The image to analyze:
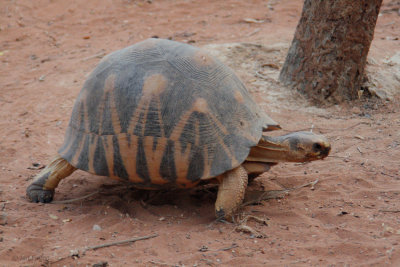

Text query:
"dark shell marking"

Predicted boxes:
[[59, 38, 275, 188]]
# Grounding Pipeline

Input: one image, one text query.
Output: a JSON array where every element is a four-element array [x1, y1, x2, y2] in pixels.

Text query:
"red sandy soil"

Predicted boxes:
[[0, 0, 399, 266]]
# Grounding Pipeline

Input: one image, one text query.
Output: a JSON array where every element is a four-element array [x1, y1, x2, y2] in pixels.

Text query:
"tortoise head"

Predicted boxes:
[[247, 131, 331, 163]]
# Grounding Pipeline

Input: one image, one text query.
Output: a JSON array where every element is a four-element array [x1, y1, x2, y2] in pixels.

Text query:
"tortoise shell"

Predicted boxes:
[[58, 38, 278, 188]]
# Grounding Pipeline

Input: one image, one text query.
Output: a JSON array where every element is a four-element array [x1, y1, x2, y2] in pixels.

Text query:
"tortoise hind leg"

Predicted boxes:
[[215, 165, 248, 221], [26, 155, 76, 203]]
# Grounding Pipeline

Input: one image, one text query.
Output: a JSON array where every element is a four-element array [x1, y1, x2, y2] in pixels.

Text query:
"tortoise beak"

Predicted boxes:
[[320, 145, 331, 158], [306, 141, 331, 160], [314, 142, 331, 159]]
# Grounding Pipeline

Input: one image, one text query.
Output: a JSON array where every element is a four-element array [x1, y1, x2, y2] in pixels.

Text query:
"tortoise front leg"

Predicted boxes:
[[215, 165, 248, 221], [26, 155, 76, 203]]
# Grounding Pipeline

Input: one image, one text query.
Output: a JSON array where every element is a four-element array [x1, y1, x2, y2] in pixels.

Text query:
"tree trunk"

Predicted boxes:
[[279, 0, 383, 105]]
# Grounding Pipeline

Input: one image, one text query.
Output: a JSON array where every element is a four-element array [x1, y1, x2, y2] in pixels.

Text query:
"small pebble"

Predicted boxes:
[[351, 106, 361, 114], [0, 213, 7, 225], [70, 249, 79, 257], [49, 214, 58, 220], [93, 224, 101, 231], [92, 261, 108, 267]]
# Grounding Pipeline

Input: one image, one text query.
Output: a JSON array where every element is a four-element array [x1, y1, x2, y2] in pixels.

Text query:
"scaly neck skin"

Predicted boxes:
[[246, 135, 293, 163]]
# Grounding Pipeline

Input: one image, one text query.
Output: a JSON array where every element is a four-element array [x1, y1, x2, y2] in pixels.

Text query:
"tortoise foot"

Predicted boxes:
[[25, 156, 76, 203], [26, 183, 54, 203]]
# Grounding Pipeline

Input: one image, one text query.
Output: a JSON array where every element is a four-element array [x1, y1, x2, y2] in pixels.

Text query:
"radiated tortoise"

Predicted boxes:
[[26, 38, 331, 220]]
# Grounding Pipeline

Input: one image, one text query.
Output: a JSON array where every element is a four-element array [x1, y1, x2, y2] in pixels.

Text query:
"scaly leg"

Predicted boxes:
[[26, 155, 76, 203], [215, 165, 248, 221]]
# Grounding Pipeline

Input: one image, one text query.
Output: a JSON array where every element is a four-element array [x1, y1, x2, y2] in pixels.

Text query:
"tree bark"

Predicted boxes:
[[279, 0, 383, 105]]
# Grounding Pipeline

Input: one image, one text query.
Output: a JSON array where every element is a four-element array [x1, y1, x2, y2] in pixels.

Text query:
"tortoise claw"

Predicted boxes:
[[215, 208, 226, 221], [26, 183, 54, 203]]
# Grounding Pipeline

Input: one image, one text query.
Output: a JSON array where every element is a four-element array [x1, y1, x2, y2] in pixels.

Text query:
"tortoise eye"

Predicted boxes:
[[313, 143, 322, 151]]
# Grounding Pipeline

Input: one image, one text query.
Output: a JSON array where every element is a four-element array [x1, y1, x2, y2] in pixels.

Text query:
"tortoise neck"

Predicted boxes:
[[246, 135, 294, 163]]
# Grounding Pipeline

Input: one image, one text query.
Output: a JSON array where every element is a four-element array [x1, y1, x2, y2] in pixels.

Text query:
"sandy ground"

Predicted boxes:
[[1, 0, 400, 266]]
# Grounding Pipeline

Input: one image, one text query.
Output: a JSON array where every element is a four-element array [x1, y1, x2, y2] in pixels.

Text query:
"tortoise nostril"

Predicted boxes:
[[313, 143, 322, 151]]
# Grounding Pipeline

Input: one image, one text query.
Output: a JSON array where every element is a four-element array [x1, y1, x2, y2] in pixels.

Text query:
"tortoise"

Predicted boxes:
[[26, 38, 330, 220]]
